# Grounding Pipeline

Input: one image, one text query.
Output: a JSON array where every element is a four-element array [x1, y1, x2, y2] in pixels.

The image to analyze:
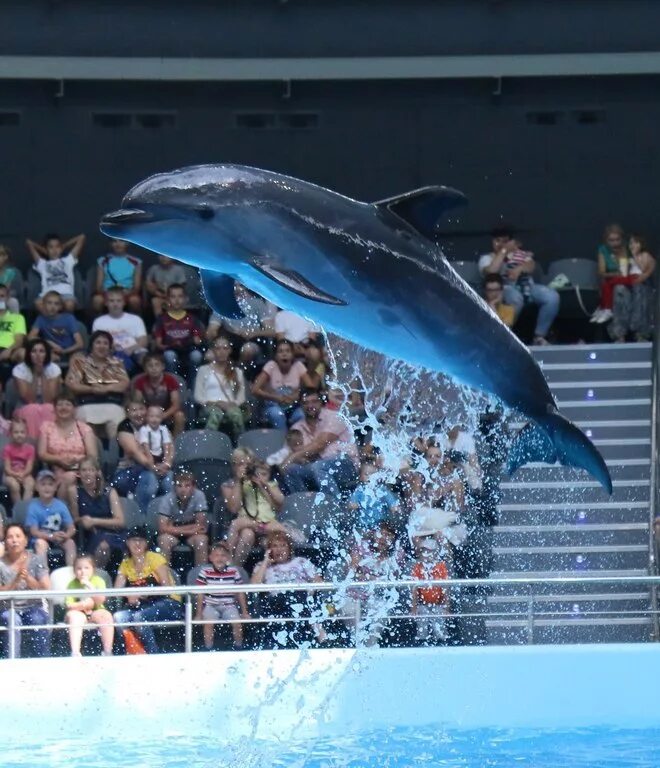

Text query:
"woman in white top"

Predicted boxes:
[[13, 338, 62, 439], [193, 336, 247, 444]]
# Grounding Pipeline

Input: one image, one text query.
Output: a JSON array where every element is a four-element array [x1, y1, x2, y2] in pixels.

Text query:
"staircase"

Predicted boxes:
[[487, 342, 655, 644]]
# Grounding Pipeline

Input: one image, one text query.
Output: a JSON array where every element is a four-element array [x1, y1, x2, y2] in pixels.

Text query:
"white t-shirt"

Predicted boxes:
[[274, 310, 319, 343], [93, 312, 147, 351], [12, 361, 62, 382], [34, 253, 76, 297], [478, 253, 496, 275], [138, 424, 172, 459]]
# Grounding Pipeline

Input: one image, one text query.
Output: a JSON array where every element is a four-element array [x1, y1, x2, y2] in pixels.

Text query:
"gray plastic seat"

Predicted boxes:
[[237, 429, 286, 461], [118, 497, 143, 529], [449, 260, 482, 288], [546, 258, 599, 290], [174, 429, 233, 463], [280, 492, 344, 539]]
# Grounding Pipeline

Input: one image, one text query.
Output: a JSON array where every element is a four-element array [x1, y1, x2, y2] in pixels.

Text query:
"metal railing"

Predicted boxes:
[[648, 290, 660, 639], [2, 574, 660, 658]]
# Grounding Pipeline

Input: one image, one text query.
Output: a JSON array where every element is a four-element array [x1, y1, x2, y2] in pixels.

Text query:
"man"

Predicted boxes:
[[283, 388, 359, 496], [483, 274, 515, 328], [92, 285, 148, 372], [478, 226, 559, 345], [0, 283, 26, 379]]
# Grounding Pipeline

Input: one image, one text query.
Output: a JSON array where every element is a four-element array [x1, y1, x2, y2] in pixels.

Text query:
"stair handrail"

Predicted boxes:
[[648, 287, 660, 640]]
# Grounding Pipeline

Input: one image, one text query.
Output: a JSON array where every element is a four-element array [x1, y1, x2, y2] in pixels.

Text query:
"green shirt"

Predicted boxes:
[[0, 311, 26, 348], [65, 574, 107, 607]]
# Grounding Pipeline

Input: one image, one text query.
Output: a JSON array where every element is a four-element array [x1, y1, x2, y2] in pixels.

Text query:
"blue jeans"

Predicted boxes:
[[262, 401, 304, 430], [163, 348, 204, 388], [112, 465, 173, 514], [0, 605, 50, 658], [503, 283, 560, 338], [114, 598, 184, 654], [284, 456, 358, 497]]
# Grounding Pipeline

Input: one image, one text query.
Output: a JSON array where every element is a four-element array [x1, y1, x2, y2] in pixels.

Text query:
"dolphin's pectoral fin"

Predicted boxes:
[[251, 260, 347, 306], [374, 186, 467, 239], [199, 270, 245, 319]]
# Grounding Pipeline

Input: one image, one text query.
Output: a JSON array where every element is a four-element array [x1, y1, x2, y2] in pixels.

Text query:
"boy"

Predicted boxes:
[[156, 470, 208, 565], [152, 283, 204, 387], [0, 283, 26, 377], [92, 285, 148, 373], [26, 232, 86, 313], [132, 352, 186, 436], [348, 459, 400, 532], [195, 542, 250, 650], [138, 405, 174, 478], [92, 238, 143, 316], [145, 255, 186, 316], [26, 469, 77, 565], [28, 290, 83, 362], [266, 428, 304, 473], [411, 538, 450, 645]]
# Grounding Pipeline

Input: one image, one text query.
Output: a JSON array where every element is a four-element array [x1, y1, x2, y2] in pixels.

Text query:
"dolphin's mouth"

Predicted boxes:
[[100, 208, 154, 226]]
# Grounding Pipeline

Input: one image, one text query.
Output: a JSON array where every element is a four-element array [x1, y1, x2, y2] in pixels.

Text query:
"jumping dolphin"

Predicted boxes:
[[100, 164, 612, 492]]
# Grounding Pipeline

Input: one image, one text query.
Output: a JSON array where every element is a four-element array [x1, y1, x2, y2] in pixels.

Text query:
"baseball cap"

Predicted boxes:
[[36, 469, 57, 482], [126, 525, 149, 541]]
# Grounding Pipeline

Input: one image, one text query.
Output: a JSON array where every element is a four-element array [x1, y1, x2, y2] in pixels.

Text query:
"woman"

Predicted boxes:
[[65, 330, 130, 439], [592, 223, 635, 324], [12, 338, 62, 439], [114, 526, 183, 654], [68, 457, 127, 572], [38, 390, 98, 498], [608, 234, 656, 343], [193, 336, 247, 443], [222, 448, 288, 566], [251, 530, 324, 648], [251, 339, 312, 429], [0, 523, 51, 658]]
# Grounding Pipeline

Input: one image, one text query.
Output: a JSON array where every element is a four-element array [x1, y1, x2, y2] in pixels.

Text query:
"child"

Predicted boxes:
[[92, 238, 143, 316], [0, 244, 21, 312], [138, 405, 174, 475], [152, 283, 204, 387], [2, 417, 36, 505], [195, 542, 249, 650], [26, 469, 77, 565], [26, 232, 86, 314], [348, 459, 400, 532], [157, 470, 208, 566], [266, 428, 304, 469], [411, 538, 450, 645], [145, 255, 186, 316], [28, 290, 83, 362], [132, 353, 186, 436], [504, 238, 534, 303], [64, 554, 114, 657]]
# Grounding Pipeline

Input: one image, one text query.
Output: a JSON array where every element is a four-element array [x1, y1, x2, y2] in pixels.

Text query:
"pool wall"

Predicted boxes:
[[8, 644, 660, 743]]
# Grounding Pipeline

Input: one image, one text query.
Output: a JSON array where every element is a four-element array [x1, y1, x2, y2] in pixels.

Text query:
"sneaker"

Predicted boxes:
[[590, 308, 604, 323], [595, 308, 613, 324], [532, 336, 550, 346]]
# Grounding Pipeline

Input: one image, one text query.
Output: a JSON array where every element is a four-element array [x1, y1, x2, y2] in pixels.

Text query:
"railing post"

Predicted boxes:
[[8, 600, 16, 660], [526, 596, 534, 645], [184, 595, 193, 654]]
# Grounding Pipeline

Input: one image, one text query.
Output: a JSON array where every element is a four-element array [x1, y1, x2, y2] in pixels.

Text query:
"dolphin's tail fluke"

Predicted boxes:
[[507, 409, 612, 494]]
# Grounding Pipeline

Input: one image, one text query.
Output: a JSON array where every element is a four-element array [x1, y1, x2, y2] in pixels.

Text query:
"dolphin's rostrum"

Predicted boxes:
[[100, 163, 612, 493]]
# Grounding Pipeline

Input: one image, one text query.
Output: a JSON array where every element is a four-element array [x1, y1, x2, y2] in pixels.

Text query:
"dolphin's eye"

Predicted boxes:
[[195, 206, 215, 220]]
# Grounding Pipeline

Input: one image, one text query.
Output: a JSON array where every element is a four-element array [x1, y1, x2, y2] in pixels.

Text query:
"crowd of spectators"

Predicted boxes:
[[0, 223, 647, 657]]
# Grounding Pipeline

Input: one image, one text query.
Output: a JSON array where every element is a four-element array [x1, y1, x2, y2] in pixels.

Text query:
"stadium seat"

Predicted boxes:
[[118, 496, 142, 529], [237, 429, 286, 461], [11, 500, 30, 526], [3, 378, 22, 418], [449, 260, 481, 289], [546, 258, 599, 318], [145, 497, 164, 537], [280, 492, 344, 540], [25, 270, 41, 308], [174, 430, 233, 463]]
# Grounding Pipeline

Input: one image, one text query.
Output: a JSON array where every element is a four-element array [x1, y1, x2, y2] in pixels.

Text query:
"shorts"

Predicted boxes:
[[202, 602, 239, 622], [75, 403, 125, 428]]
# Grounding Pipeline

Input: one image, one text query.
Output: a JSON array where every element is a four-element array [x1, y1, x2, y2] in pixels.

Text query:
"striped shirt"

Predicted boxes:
[[196, 564, 243, 606]]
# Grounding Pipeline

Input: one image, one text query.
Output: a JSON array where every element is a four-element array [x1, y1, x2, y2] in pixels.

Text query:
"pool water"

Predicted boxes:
[[5, 726, 660, 768]]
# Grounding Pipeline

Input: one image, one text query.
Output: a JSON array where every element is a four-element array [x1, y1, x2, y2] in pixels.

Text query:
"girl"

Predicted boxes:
[[2, 417, 36, 505], [64, 554, 114, 657]]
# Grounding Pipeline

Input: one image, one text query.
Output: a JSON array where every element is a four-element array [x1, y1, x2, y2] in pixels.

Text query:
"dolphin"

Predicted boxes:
[[100, 164, 612, 493]]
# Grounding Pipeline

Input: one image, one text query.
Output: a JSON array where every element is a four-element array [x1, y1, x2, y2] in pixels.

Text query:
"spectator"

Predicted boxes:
[[38, 390, 98, 498], [64, 554, 114, 657], [133, 353, 186, 437], [265, 428, 304, 469], [113, 525, 184, 654], [479, 226, 559, 345], [411, 537, 450, 645], [274, 308, 320, 345], [27, 290, 83, 364], [26, 469, 77, 566], [2, 417, 36, 506], [0, 244, 22, 312], [26, 232, 85, 314], [92, 286, 148, 373], [301, 338, 329, 392], [193, 336, 247, 443], [222, 451, 287, 567], [65, 330, 130, 440], [206, 282, 277, 349], [153, 283, 204, 387], [12, 338, 62, 439], [92, 238, 143, 316], [283, 389, 359, 497], [607, 233, 656, 342], [68, 457, 126, 572], [483, 274, 515, 328], [0, 523, 51, 658], [348, 460, 400, 533], [0, 283, 26, 379], [145, 255, 186, 317], [195, 541, 250, 651], [592, 223, 632, 325], [112, 394, 168, 514], [446, 426, 482, 492], [138, 405, 174, 491], [156, 471, 208, 566], [251, 339, 310, 429]]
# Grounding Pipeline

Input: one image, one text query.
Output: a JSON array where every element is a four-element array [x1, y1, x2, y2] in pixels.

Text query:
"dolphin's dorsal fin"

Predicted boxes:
[[374, 186, 467, 239], [199, 270, 245, 319], [251, 260, 347, 306]]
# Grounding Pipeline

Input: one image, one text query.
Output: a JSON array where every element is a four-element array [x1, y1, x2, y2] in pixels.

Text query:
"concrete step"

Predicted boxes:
[[488, 590, 652, 615], [555, 399, 651, 422], [499, 479, 649, 505], [540, 361, 651, 384], [509, 459, 650, 483], [531, 342, 652, 365], [493, 545, 649, 572], [487, 617, 652, 645], [551, 380, 651, 401], [494, 523, 649, 548], [498, 506, 650, 526], [488, 570, 650, 595]]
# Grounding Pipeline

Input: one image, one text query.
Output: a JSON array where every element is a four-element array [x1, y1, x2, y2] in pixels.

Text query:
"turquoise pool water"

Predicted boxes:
[[4, 726, 660, 767]]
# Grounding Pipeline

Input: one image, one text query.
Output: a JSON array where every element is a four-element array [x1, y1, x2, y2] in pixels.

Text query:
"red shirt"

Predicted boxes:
[[133, 372, 180, 409], [153, 312, 204, 349]]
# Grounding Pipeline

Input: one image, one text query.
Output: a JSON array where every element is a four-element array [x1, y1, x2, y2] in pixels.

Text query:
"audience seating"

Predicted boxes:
[[237, 429, 286, 461]]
